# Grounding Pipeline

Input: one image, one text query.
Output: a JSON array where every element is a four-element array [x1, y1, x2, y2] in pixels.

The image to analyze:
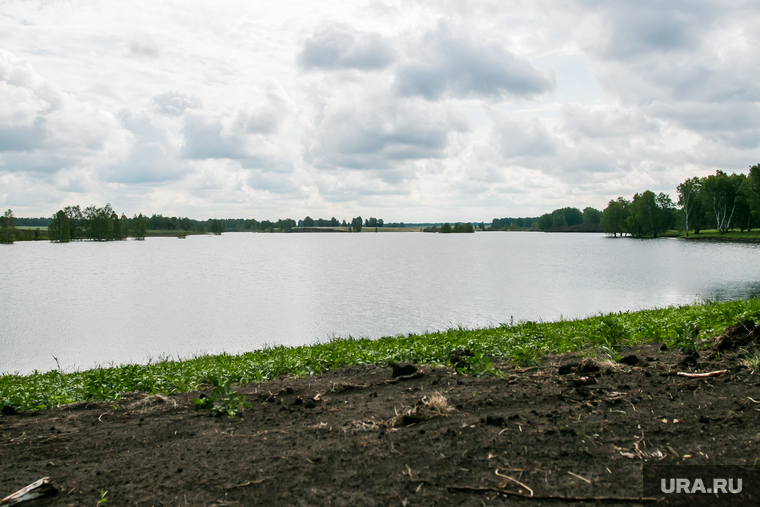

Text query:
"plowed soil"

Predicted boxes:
[[2, 327, 760, 506]]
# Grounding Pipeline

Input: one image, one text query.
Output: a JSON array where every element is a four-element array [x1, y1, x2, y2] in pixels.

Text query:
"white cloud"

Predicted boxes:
[[0, 49, 131, 177], [298, 26, 395, 71], [303, 93, 469, 176], [152, 91, 203, 116], [130, 35, 160, 58], [395, 22, 555, 100]]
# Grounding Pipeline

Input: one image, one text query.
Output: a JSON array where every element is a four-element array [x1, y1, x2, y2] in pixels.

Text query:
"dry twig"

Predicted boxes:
[[677, 370, 727, 378], [495, 469, 533, 496]]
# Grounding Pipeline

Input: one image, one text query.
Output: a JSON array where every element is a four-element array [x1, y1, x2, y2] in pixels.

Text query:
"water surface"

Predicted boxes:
[[2, 232, 759, 374]]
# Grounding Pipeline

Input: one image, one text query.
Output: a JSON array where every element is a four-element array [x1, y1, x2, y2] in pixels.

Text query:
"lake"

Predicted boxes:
[[2, 232, 759, 374]]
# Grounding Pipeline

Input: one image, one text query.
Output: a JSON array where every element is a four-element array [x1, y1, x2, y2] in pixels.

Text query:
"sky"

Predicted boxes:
[[1, 0, 759, 222]]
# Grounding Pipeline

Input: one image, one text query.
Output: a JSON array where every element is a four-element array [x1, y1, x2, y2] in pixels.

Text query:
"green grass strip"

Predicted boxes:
[[2, 298, 759, 412]]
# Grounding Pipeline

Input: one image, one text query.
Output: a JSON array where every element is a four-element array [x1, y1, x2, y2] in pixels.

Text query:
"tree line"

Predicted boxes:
[[601, 165, 760, 237], [47, 204, 147, 242], [423, 222, 475, 233]]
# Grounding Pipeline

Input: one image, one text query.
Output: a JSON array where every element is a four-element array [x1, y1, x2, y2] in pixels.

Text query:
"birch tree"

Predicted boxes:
[[702, 171, 743, 234], [677, 176, 701, 237]]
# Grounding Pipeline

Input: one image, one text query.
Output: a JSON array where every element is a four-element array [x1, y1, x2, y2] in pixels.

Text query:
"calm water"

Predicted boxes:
[[2, 232, 759, 374]]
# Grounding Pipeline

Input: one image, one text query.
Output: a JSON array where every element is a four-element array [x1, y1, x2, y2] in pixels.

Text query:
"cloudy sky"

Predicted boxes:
[[1, 0, 759, 221]]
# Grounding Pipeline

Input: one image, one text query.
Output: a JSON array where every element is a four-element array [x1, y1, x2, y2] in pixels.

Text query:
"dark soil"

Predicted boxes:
[[3, 326, 760, 506]]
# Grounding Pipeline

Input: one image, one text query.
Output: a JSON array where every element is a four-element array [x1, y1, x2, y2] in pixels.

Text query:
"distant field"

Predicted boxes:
[[16, 225, 48, 230]]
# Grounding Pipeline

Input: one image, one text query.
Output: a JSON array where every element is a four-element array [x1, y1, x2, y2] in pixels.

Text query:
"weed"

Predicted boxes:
[[673, 322, 700, 353], [96, 489, 108, 506], [743, 352, 760, 374], [192, 377, 251, 419], [456, 353, 506, 378]]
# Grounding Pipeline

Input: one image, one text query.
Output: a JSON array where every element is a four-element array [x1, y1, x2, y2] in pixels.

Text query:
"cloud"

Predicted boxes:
[[578, 0, 719, 59], [0, 49, 131, 176], [180, 109, 293, 173], [101, 110, 185, 184], [395, 22, 555, 100], [298, 26, 395, 71], [304, 95, 469, 174], [488, 113, 557, 162], [130, 35, 160, 58], [561, 105, 660, 139], [0, 119, 47, 152], [152, 91, 203, 116], [646, 101, 760, 150]]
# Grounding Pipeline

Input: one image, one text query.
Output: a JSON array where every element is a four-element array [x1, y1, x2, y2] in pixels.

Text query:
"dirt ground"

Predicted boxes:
[[2, 322, 760, 506]]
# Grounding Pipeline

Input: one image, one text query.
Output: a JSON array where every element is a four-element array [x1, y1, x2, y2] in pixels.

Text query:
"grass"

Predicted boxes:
[[2, 298, 759, 413], [663, 229, 760, 241]]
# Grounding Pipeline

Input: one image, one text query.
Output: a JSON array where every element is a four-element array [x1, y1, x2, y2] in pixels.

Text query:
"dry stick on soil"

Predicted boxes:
[[0, 477, 58, 506], [567, 471, 592, 484], [677, 370, 728, 378], [230, 478, 269, 488], [495, 469, 534, 496], [384, 370, 424, 384], [445, 486, 657, 503]]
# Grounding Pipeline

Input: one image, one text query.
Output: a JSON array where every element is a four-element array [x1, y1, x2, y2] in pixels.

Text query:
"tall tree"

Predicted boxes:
[[48, 210, 71, 242], [133, 214, 147, 240], [0, 209, 16, 244], [746, 164, 760, 202], [351, 216, 363, 232], [582, 207, 602, 224], [702, 171, 744, 234], [210, 219, 225, 235], [677, 177, 701, 237], [62, 205, 83, 239], [601, 198, 629, 237], [120, 214, 130, 239]]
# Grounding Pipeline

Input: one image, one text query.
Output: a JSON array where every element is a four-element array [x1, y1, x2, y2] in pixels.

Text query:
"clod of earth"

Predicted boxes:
[[390, 362, 418, 378], [713, 319, 759, 350], [619, 354, 639, 365]]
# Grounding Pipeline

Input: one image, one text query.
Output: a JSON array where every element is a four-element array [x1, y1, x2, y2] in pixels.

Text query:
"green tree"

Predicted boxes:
[[702, 170, 744, 234], [561, 207, 584, 226], [582, 207, 602, 224], [111, 212, 122, 240], [677, 177, 702, 237], [211, 219, 225, 235], [440, 222, 452, 233], [133, 213, 147, 240], [538, 213, 552, 230], [746, 164, 760, 203], [63, 205, 84, 239], [626, 190, 672, 238], [48, 210, 71, 242], [351, 216, 363, 232], [120, 214, 130, 239], [601, 198, 629, 237], [0, 209, 16, 244], [303, 216, 314, 227]]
